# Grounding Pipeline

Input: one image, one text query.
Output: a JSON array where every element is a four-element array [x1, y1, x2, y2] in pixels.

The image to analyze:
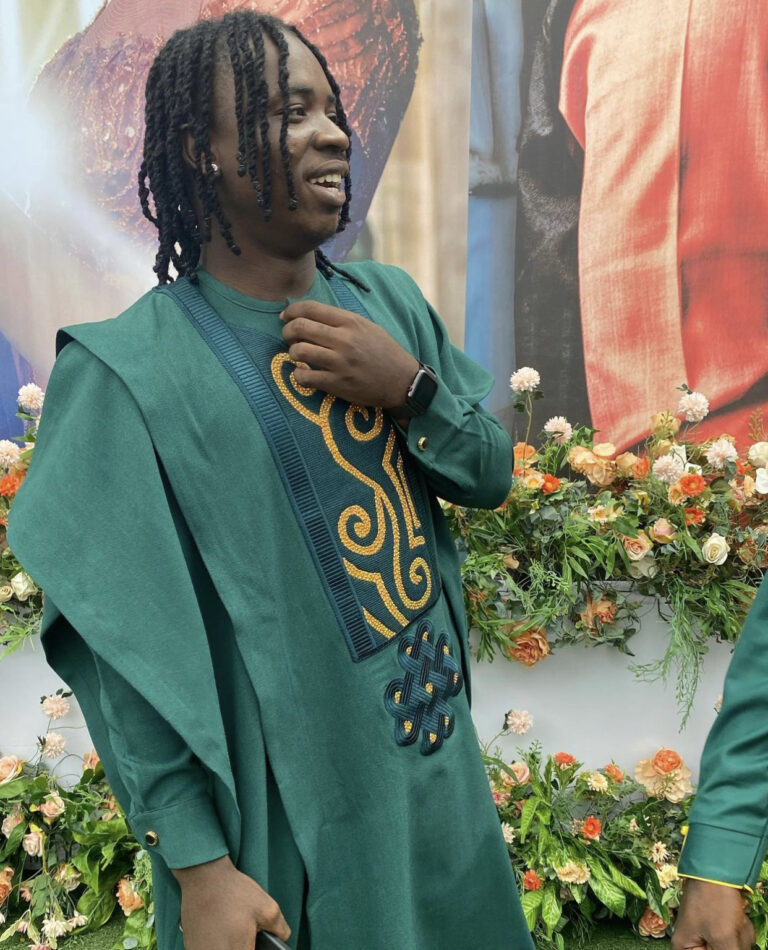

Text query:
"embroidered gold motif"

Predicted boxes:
[[272, 352, 434, 638]]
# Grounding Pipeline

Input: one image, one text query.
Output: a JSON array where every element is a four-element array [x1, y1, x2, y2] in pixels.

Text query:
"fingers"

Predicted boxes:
[[286, 341, 338, 371], [291, 367, 336, 394], [281, 300, 354, 329], [257, 894, 292, 942], [281, 314, 342, 349]]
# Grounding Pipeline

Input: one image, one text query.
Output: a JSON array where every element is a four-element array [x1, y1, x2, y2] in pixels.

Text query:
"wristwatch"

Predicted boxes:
[[391, 362, 439, 418]]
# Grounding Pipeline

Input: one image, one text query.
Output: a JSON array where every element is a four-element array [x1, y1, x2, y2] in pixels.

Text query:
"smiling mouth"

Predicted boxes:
[[308, 172, 343, 189]]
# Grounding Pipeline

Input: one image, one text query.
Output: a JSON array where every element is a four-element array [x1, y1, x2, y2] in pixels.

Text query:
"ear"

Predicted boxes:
[[179, 126, 215, 174]]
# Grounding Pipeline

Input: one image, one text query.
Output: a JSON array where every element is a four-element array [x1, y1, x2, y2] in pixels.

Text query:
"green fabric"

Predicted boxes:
[[678, 573, 768, 888], [9, 261, 528, 949]]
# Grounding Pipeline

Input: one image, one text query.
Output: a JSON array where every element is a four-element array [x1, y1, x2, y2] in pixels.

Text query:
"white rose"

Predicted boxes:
[[749, 442, 768, 469], [0, 585, 13, 604], [628, 555, 658, 579], [9, 572, 37, 602], [702, 533, 730, 566], [756, 468, 768, 495]]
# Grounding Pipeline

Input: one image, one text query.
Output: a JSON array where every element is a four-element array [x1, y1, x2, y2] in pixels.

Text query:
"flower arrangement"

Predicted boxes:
[[0, 692, 155, 949], [445, 371, 768, 718], [486, 711, 768, 949], [0, 384, 45, 658]]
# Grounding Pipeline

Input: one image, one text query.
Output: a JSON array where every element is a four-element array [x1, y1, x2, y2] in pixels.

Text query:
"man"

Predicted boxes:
[[8, 12, 532, 950]]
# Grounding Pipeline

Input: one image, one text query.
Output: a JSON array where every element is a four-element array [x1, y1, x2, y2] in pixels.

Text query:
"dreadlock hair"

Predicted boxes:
[[138, 11, 368, 291]]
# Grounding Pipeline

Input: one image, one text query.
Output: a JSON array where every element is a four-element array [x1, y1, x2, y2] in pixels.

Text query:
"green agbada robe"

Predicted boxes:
[[9, 261, 533, 949]]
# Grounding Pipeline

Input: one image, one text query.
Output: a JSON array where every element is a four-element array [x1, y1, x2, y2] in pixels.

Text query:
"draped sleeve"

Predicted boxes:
[[8, 337, 238, 869]]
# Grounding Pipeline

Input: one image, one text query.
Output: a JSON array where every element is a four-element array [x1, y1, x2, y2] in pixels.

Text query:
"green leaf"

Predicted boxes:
[[519, 797, 540, 843], [607, 864, 646, 898], [123, 939, 139, 949], [542, 886, 563, 935], [521, 889, 544, 930], [588, 873, 626, 917], [76, 888, 117, 931]]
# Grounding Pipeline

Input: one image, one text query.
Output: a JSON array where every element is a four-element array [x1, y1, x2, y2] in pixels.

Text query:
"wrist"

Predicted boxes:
[[171, 853, 232, 886], [389, 359, 437, 417]]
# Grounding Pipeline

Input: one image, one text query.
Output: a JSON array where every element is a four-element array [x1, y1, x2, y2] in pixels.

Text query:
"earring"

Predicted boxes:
[[209, 162, 222, 178]]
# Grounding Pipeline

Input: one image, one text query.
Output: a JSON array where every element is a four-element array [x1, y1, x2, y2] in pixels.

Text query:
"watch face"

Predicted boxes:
[[408, 366, 438, 413]]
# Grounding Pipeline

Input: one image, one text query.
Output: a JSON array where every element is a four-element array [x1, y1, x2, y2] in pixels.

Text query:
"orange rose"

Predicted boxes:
[[634, 457, 651, 478], [684, 506, 706, 526], [523, 870, 543, 891], [541, 474, 561, 495], [621, 532, 653, 561], [514, 442, 537, 466], [678, 473, 707, 497], [605, 764, 624, 783], [580, 593, 618, 634], [652, 749, 682, 774], [581, 816, 602, 841], [507, 624, 551, 668], [0, 866, 14, 906], [116, 877, 144, 916], [554, 752, 577, 769], [638, 907, 668, 938]]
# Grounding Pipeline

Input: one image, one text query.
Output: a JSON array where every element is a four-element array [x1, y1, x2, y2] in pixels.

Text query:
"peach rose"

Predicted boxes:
[[1, 808, 23, 838], [621, 532, 653, 561], [651, 412, 681, 438], [568, 445, 593, 471], [615, 451, 640, 476], [668, 481, 688, 505], [502, 553, 520, 571], [82, 750, 100, 772], [635, 749, 693, 802], [22, 828, 44, 857], [649, 518, 678, 544], [116, 878, 144, 916], [0, 756, 23, 786], [19, 884, 32, 902], [638, 907, 668, 938], [501, 761, 531, 786], [738, 526, 768, 568], [513, 442, 537, 466], [582, 455, 618, 488], [39, 795, 65, 821], [52, 863, 82, 892], [506, 624, 551, 668], [592, 442, 617, 459], [580, 593, 618, 633]]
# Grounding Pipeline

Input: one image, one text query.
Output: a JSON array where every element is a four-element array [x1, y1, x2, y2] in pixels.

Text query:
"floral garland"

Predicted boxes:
[[445, 369, 768, 718], [0, 384, 44, 657], [485, 707, 768, 949], [0, 693, 154, 949]]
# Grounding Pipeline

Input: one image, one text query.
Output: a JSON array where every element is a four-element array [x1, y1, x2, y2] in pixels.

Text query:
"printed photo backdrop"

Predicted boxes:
[[0, 0, 471, 437], [468, 0, 768, 448]]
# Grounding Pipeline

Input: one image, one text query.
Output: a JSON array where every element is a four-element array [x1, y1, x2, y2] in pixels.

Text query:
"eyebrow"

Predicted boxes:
[[269, 86, 337, 107]]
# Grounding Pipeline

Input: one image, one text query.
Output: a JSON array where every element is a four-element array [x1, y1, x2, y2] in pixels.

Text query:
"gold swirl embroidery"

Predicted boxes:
[[271, 352, 433, 633]]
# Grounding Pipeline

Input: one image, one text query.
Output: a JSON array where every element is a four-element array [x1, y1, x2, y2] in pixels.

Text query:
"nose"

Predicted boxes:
[[314, 114, 350, 152]]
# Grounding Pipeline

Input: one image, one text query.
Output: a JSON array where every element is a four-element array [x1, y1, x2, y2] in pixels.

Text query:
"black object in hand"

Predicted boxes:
[[256, 932, 291, 949]]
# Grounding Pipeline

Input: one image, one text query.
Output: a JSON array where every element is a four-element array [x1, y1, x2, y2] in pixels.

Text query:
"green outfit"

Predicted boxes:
[[9, 262, 533, 949], [678, 574, 768, 890]]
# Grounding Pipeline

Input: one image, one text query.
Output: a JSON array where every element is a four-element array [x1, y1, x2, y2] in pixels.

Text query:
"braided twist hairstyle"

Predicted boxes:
[[139, 11, 367, 290]]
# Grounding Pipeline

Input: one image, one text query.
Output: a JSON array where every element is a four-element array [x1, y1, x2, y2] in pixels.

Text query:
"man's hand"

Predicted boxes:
[[281, 300, 419, 409], [172, 854, 291, 949], [672, 879, 754, 950]]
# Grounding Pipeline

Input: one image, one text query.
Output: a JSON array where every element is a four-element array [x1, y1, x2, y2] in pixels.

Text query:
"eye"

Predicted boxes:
[[327, 112, 340, 126], [287, 105, 307, 120]]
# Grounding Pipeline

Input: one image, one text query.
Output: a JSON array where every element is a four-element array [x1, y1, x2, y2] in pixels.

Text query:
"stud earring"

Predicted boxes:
[[210, 162, 222, 178]]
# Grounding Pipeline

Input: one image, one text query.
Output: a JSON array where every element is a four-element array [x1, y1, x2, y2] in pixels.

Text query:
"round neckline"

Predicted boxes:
[[196, 268, 325, 313]]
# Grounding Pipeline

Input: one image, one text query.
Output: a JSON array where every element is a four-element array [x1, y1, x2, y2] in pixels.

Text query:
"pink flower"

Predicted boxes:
[[0, 756, 23, 786], [39, 795, 65, 820], [1, 808, 23, 838], [678, 391, 709, 423], [82, 749, 100, 771], [544, 416, 573, 444], [41, 733, 66, 759], [22, 830, 44, 857], [502, 761, 532, 785], [649, 518, 678, 544], [504, 710, 533, 735], [652, 454, 685, 484], [41, 695, 70, 720], [705, 438, 739, 470]]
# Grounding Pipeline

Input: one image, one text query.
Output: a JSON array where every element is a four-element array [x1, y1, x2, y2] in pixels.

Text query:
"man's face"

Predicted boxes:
[[207, 28, 351, 258]]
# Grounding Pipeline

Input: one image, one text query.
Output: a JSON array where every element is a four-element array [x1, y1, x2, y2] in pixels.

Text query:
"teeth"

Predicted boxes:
[[309, 173, 342, 185]]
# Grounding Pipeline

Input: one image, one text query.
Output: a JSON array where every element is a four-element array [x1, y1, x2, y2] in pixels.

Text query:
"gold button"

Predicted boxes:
[[417, 436, 429, 452], [144, 830, 159, 846]]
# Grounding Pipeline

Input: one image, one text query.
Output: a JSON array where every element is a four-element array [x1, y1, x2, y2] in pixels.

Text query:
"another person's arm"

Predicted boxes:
[[672, 575, 768, 948]]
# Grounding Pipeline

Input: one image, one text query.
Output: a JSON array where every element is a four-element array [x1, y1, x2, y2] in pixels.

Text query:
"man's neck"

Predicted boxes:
[[199, 243, 317, 300]]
